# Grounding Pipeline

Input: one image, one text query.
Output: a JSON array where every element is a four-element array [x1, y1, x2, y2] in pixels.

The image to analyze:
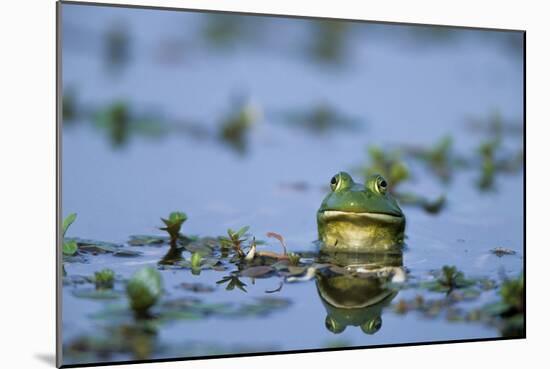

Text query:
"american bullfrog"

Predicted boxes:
[[317, 172, 405, 252]]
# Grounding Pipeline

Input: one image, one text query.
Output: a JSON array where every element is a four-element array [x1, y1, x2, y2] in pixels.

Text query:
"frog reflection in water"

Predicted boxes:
[[316, 252, 403, 335], [317, 172, 405, 253]]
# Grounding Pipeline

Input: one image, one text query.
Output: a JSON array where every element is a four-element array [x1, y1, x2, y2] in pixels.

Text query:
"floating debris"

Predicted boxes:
[[490, 247, 517, 257], [285, 267, 316, 283]]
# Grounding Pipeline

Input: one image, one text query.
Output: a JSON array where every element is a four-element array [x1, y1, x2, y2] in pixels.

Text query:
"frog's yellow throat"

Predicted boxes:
[[317, 210, 405, 253]]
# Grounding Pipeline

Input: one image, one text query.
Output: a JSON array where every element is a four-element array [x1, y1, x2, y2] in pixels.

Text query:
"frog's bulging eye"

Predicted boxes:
[[325, 316, 345, 334], [376, 176, 388, 194], [330, 175, 338, 191], [361, 317, 382, 335]]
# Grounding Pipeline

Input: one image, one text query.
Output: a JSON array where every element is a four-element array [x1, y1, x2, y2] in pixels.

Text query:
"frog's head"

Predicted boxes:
[[317, 172, 405, 252]]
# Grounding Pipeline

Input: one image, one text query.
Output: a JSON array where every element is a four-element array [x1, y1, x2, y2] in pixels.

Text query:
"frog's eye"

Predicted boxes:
[[330, 175, 339, 191], [360, 317, 382, 335], [325, 316, 345, 334], [375, 176, 388, 194]]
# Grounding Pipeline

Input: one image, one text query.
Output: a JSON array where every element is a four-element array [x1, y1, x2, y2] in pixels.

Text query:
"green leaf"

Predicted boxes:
[[126, 267, 163, 313], [62, 213, 77, 237], [236, 226, 250, 238], [191, 252, 202, 269], [169, 211, 187, 223], [63, 240, 78, 256]]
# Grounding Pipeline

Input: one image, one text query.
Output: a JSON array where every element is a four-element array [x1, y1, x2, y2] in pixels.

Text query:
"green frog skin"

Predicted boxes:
[[317, 172, 405, 253], [315, 252, 403, 334]]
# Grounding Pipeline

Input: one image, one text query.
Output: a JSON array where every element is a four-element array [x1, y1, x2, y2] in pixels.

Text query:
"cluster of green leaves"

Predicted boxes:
[[287, 253, 301, 266], [94, 269, 115, 290], [405, 136, 466, 183], [423, 265, 476, 293], [94, 101, 167, 148], [126, 267, 163, 316], [394, 271, 524, 338], [500, 274, 524, 314], [469, 113, 523, 191], [218, 226, 250, 258], [476, 138, 522, 191], [159, 211, 188, 245], [493, 274, 524, 337], [216, 275, 248, 292]]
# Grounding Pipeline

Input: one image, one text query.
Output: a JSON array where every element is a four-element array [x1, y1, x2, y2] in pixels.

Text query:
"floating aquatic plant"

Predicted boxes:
[[477, 139, 499, 190], [218, 226, 250, 258], [62, 213, 78, 256], [219, 100, 261, 154], [422, 265, 475, 293], [360, 146, 410, 190], [94, 101, 167, 148], [405, 136, 466, 183], [309, 20, 350, 65], [395, 192, 446, 214], [126, 267, 163, 316], [216, 274, 248, 292], [280, 103, 360, 134], [493, 274, 525, 336], [190, 252, 203, 275], [94, 268, 115, 290], [287, 253, 301, 266], [500, 274, 524, 315], [159, 211, 188, 246]]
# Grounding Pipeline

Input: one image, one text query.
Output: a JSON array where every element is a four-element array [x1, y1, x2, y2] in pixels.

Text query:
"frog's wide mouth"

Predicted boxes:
[[319, 210, 404, 223]]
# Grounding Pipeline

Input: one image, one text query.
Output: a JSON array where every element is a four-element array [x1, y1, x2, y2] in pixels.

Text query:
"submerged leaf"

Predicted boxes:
[[113, 249, 143, 257]]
